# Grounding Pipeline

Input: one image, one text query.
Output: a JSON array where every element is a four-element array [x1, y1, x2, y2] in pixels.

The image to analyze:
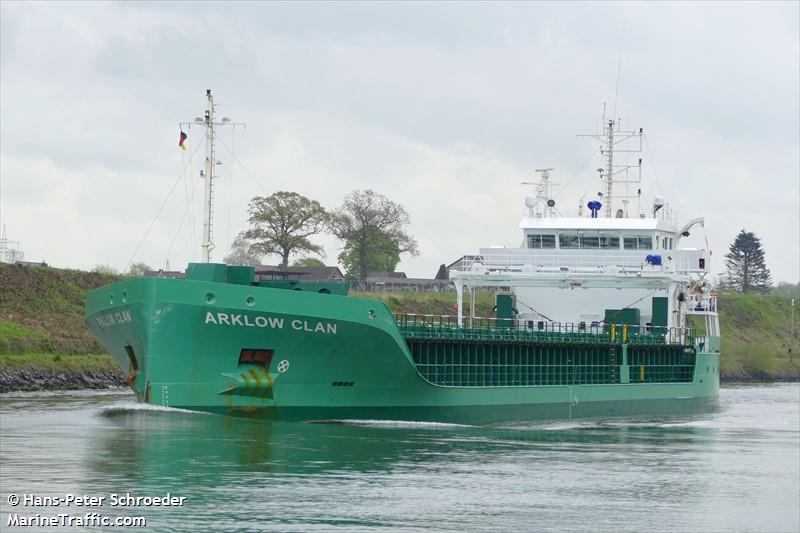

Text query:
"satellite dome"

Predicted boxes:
[[525, 194, 537, 208], [653, 194, 666, 208]]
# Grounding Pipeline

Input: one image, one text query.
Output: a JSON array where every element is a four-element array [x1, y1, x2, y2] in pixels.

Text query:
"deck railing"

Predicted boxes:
[[450, 252, 703, 275], [394, 313, 695, 346], [686, 293, 718, 313]]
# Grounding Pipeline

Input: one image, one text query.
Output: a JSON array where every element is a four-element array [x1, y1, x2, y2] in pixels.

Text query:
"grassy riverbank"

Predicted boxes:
[[350, 291, 496, 316], [0, 353, 120, 372], [0, 263, 114, 354], [716, 293, 799, 379], [0, 262, 797, 390]]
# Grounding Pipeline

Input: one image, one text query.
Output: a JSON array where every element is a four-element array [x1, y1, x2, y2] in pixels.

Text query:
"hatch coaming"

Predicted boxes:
[[395, 313, 699, 388]]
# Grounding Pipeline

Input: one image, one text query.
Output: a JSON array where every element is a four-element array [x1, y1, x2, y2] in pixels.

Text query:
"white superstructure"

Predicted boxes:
[[450, 116, 719, 342]]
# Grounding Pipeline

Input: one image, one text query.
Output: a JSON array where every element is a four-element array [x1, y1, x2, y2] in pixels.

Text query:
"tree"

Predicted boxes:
[[723, 229, 773, 293], [93, 264, 118, 275], [242, 192, 329, 269], [292, 257, 325, 267], [329, 190, 419, 280], [337, 231, 402, 277], [224, 234, 263, 267], [771, 282, 800, 298], [127, 262, 152, 276]]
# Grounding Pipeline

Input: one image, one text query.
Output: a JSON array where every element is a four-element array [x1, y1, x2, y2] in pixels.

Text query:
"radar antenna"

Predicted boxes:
[[522, 168, 558, 218]]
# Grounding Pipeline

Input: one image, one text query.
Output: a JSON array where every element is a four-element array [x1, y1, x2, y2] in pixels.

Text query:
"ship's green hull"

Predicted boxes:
[[85, 275, 719, 425]]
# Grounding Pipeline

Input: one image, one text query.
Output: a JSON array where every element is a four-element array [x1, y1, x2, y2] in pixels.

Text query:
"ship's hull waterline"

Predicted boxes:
[[86, 277, 719, 425]]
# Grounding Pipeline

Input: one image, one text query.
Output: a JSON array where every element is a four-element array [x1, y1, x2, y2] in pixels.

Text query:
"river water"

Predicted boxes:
[[1, 384, 798, 532]]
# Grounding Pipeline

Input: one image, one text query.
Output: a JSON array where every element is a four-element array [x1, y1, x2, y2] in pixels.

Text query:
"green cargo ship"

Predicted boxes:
[[85, 92, 719, 424]]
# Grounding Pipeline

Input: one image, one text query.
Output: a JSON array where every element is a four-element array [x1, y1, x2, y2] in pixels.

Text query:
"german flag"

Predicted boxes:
[[178, 131, 188, 151]]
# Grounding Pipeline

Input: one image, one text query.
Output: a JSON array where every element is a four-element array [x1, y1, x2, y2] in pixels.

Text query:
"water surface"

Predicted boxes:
[[1, 384, 798, 532]]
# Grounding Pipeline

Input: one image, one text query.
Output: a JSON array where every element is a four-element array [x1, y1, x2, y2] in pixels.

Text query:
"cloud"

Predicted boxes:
[[1, 1, 798, 281]]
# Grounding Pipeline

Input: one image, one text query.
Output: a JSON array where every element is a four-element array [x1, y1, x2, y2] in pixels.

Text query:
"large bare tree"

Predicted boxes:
[[329, 190, 419, 280]]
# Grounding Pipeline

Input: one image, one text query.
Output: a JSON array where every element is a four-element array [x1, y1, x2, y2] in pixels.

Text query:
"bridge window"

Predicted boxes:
[[528, 234, 556, 249], [624, 235, 654, 250], [559, 232, 580, 249], [599, 234, 620, 249], [559, 232, 620, 249]]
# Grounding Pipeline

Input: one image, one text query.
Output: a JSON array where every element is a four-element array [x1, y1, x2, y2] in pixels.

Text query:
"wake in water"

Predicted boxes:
[[310, 416, 717, 432], [313, 419, 474, 429], [499, 416, 717, 431], [99, 403, 211, 418]]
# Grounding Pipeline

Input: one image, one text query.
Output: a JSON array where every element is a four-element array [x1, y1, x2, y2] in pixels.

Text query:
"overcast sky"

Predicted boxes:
[[1, 1, 798, 282]]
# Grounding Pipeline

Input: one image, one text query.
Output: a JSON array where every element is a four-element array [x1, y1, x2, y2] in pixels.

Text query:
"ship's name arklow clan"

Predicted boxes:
[[95, 310, 133, 328], [204, 312, 337, 335]]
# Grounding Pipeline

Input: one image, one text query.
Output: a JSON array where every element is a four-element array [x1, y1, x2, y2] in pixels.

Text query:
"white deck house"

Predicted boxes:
[[448, 119, 718, 342], [451, 215, 716, 342]]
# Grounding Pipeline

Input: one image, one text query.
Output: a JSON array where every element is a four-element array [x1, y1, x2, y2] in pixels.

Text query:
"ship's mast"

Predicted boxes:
[[182, 90, 244, 263], [578, 106, 643, 218], [201, 90, 216, 263], [604, 118, 614, 214]]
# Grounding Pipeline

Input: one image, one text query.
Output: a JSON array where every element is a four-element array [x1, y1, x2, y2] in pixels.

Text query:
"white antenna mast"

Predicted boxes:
[[181, 90, 245, 263], [578, 106, 643, 218], [522, 168, 558, 218]]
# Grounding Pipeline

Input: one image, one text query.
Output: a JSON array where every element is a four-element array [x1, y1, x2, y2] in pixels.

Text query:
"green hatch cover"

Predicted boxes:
[[604, 308, 640, 326], [495, 293, 517, 328], [651, 297, 668, 327]]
